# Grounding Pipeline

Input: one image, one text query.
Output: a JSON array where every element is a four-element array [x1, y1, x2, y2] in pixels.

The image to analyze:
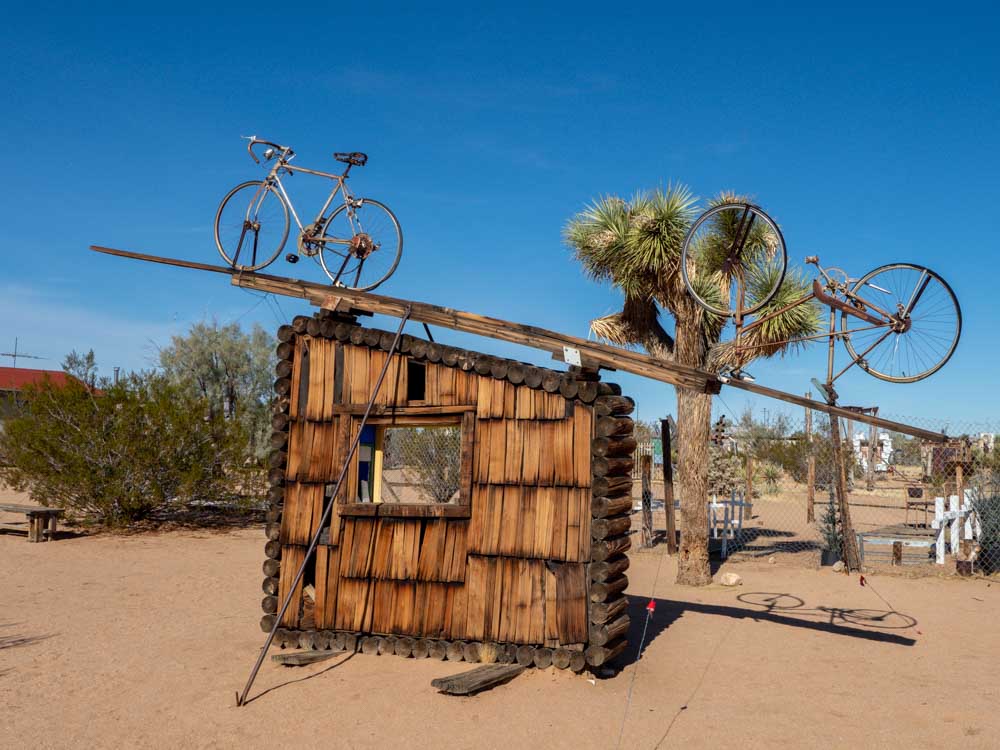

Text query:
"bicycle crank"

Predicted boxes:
[[297, 222, 323, 257]]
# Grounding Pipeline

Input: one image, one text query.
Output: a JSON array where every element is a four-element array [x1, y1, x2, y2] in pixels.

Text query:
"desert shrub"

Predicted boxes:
[[819, 490, 842, 557], [0, 372, 248, 527], [759, 462, 782, 494]]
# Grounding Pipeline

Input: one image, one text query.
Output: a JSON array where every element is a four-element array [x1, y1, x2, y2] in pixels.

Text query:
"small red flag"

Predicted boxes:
[[646, 599, 656, 613]]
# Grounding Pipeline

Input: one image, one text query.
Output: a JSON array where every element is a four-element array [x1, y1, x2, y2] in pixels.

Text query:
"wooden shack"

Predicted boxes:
[[261, 312, 636, 670]]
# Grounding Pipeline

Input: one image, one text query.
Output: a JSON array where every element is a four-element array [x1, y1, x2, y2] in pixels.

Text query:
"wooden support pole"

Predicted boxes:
[[830, 415, 861, 571], [805, 393, 815, 523], [661, 418, 678, 554], [866, 421, 877, 492], [846, 418, 855, 491], [744, 454, 754, 520]]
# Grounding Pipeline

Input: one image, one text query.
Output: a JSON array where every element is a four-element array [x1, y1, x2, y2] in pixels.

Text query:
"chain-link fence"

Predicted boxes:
[[379, 425, 462, 504], [635, 410, 1000, 576]]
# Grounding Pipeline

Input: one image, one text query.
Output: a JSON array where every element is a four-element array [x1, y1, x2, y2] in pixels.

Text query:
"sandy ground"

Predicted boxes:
[[3, 498, 1000, 750]]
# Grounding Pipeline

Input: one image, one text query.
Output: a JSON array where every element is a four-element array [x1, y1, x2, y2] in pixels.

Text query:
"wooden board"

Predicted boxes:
[[431, 664, 525, 695], [277, 545, 307, 627], [272, 649, 343, 667], [91, 246, 950, 442], [468, 485, 589, 561], [314, 544, 341, 629], [279, 483, 326, 545]]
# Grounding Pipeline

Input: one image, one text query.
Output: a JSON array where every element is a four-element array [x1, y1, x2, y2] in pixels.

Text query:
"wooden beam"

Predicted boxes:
[[89, 246, 949, 442], [724, 378, 946, 443]]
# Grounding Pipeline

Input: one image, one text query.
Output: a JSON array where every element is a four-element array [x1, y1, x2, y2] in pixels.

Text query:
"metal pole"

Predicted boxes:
[[235, 307, 411, 707]]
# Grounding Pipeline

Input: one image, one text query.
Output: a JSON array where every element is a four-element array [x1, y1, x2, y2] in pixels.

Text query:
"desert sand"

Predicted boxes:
[[2, 497, 999, 750]]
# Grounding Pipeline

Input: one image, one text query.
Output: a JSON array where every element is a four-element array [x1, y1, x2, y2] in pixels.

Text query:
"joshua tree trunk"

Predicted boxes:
[[673, 307, 713, 586]]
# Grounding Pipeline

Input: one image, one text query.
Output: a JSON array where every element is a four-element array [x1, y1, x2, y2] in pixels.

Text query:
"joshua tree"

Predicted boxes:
[[565, 187, 820, 585]]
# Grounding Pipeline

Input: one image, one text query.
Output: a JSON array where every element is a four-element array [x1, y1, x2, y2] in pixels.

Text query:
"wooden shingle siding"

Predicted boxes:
[[263, 317, 633, 659]]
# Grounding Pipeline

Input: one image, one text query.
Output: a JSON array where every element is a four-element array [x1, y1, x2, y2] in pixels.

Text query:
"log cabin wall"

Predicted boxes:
[[262, 312, 636, 670]]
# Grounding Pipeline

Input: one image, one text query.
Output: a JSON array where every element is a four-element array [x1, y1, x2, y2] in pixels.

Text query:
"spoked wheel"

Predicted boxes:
[[318, 199, 402, 291], [841, 263, 961, 383], [214, 181, 290, 271], [680, 202, 787, 318]]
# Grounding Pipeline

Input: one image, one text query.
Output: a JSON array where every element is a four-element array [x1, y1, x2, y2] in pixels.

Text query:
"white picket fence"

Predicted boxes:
[[932, 491, 983, 565], [709, 490, 749, 559]]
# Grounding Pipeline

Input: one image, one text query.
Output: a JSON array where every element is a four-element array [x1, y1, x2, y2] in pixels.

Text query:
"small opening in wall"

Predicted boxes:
[[407, 359, 426, 402]]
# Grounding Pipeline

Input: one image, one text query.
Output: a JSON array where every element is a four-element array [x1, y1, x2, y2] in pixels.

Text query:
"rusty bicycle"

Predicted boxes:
[[214, 137, 402, 291], [680, 203, 961, 401]]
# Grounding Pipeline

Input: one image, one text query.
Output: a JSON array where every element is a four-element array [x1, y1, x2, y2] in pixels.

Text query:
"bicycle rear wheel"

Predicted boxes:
[[214, 180, 289, 271], [841, 263, 961, 383], [318, 199, 402, 291], [680, 202, 787, 318]]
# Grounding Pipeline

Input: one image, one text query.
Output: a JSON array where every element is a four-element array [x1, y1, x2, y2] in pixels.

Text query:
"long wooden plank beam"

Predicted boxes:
[[89, 245, 948, 442], [724, 378, 945, 442]]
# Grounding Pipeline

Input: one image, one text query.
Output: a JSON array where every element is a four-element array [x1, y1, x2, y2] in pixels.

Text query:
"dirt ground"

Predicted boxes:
[[3, 495, 999, 750]]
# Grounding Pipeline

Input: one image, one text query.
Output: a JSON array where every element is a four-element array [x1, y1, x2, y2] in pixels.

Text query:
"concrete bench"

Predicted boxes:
[[0, 503, 64, 542]]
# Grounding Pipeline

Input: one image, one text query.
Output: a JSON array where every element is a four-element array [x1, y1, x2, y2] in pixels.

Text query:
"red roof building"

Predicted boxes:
[[0, 367, 79, 391], [0, 368, 91, 419]]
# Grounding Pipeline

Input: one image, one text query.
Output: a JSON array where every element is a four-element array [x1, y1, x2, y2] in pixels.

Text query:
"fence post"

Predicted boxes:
[[744, 454, 754, 520], [640, 453, 653, 548], [934, 496, 945, 564], [949, 494, 960, 559], [660, 418, 678, 554], [866, 422, 876, 492], [805, 392, 815, 523]]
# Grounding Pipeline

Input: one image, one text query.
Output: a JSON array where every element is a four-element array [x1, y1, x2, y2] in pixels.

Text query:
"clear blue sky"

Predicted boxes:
[[2, 2, 998, 433]]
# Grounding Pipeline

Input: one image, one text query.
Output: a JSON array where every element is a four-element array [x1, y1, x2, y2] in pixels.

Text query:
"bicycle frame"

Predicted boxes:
[[731, 260, 906, 390], [263, 157, 356, 246]]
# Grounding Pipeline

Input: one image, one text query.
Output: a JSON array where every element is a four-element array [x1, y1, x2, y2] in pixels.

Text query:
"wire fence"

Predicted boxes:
[[379, 425, 462, 504], [635, 410, 1000, 576]]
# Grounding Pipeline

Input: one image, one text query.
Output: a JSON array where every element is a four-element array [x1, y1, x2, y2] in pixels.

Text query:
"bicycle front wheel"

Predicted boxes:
[[214, 180, 289, 271], [680, 202, 787, 318], [841, 263, 961, 383], [318, 199, 402, 291]]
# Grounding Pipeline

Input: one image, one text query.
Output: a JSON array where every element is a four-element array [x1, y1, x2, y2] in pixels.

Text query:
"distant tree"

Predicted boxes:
[[0, 372, 246, 527], [633, 419, 660, 442], [158, 321, 274, 459], [890, 433, 922, 466], [62, 348, 98, 388], [407, 426, 463, 503]]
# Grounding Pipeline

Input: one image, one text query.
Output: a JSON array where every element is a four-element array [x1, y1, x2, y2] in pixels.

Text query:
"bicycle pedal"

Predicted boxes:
[[285, 253, 300, 264]]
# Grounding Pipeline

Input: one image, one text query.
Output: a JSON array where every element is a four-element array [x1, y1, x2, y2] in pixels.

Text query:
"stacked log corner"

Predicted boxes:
[[586, 388, 634, 669], [260, 312, 633, 672]]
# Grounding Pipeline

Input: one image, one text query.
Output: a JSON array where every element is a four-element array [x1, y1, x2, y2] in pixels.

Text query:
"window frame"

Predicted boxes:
[[339, 408, 475, 519]]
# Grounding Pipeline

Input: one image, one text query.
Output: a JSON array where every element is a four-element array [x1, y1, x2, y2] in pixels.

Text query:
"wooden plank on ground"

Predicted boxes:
[[430, 664, 525, 695], [272, 649, 344, 667]]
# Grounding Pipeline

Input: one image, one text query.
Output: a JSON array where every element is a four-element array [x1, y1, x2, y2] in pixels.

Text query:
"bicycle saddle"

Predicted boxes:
[[334, 151, 368, 166]]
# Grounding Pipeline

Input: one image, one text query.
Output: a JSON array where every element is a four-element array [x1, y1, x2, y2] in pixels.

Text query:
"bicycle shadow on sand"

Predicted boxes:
[[616, 590, 917, 668]]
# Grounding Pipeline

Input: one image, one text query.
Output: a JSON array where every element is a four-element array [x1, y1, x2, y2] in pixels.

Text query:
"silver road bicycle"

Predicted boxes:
[[214, 136, 403, 291]]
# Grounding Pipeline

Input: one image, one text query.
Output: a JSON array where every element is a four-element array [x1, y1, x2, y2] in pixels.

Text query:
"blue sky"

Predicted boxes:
[[2, 2, 998, 432]]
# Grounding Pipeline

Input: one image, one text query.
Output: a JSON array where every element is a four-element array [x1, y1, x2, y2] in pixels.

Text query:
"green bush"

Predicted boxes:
[[0, 372, 248, 528]]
